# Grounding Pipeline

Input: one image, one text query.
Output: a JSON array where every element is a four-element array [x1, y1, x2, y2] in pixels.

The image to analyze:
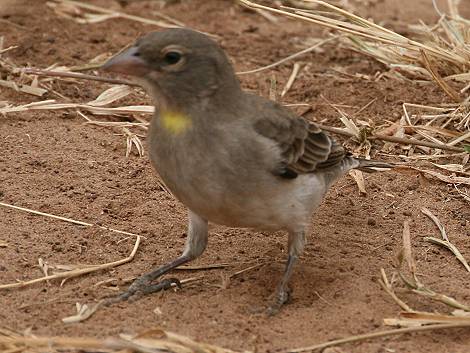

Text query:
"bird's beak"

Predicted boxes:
[[101, 46, 150, 77]]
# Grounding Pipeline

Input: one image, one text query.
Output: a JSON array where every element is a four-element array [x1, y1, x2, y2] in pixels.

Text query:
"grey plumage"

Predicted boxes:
[[102, 28, 392, 313]]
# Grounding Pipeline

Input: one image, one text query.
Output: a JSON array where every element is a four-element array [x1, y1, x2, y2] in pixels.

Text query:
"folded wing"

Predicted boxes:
[[253, 101, 346, 178]]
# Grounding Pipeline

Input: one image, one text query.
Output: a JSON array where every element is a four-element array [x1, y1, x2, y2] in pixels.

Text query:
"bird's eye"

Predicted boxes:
[[163, 51, 182, 65]]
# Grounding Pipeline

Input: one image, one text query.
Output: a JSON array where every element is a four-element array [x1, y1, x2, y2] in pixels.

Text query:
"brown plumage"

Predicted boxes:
[[253, 99, 346, 176]]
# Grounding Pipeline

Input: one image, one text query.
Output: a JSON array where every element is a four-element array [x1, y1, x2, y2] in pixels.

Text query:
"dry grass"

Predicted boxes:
[[378, 215, 470, 329], [421, 207, 470, 272], [47, 0, 183, 28], [1, 81, 153, 157], [1, 2, 470, 351], [0, 235, 140, 290], [4, 322, 468, 353], [289, 322, 470, 352], [0, 37, 47, 97], [240, 0, 470, 96], [239, 0, 470, 132], [240, 0, 470, 202], [0, 201, 142, 291], [0, 327, 238, 353]]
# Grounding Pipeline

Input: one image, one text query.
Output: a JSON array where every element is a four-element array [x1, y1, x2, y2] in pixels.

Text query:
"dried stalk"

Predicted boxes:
[[23, 68, 138, 86], [384, 311, 470, 327], [0, 236, 141, 290], [281, 62, 302, 97], [379, 268, 414, 312], [421, 207, 470, 272], [289, 322, 470, 352], [49, 0, 175, 28], [315, 123, 465, 152], [0, 329, 236, 353], [238, 36, 338, 75], [421, 50, 461, 102], [397, 219, 470, 311]]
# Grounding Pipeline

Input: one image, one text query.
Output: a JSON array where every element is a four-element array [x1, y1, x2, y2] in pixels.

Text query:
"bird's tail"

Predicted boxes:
[[355, 158, 394, 173]]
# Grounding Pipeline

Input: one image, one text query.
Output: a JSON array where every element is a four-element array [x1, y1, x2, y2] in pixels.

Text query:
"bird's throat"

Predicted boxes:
[[160, 110, 192, 134]]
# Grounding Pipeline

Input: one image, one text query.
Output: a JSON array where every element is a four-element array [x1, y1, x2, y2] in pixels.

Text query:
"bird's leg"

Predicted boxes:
[[267, 230, 305, 315], [110, 211, 208, 303]]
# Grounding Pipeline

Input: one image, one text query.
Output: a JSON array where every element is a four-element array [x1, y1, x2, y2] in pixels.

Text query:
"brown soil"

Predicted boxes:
[[1, 1, 470, 352]]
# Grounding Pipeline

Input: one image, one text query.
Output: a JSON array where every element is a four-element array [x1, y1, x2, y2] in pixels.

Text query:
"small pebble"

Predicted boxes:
[[367, 218, 376, 226]]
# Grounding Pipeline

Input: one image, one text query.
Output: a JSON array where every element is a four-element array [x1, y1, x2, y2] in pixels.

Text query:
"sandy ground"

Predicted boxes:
[[1, 1, 470, 352]]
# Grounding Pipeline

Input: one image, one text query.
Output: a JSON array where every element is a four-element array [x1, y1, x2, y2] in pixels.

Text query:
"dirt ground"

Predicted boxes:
[[1, 0, 470, 352]]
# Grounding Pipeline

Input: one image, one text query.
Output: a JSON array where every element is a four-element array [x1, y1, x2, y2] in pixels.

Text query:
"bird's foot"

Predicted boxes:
[[103, 256, 190, 306], [104, 277, 182, 306], [266, 286, 291, 316], [125, 276, 182, 302]]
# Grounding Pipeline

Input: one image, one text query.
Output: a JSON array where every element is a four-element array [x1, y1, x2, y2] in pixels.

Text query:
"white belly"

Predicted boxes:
[[176, 173, 328, 233]]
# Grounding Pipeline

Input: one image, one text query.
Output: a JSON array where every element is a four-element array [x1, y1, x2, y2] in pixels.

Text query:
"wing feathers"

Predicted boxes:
[[252, 100, 346, 177]]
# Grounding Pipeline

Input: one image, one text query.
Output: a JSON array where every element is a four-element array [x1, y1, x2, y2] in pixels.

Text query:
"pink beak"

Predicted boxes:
[[101, 46, 150, 77]]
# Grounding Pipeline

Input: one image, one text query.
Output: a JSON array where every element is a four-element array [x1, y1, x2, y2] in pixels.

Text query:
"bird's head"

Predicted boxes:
[[102, 28, 240, 112]]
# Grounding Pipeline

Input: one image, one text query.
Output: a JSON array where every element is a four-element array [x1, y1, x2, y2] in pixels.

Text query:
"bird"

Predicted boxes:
[[102, 28, 391, 314]]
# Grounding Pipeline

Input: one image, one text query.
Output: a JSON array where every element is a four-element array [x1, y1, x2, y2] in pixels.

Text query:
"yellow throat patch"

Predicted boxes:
[[160, 111, 191, 134]]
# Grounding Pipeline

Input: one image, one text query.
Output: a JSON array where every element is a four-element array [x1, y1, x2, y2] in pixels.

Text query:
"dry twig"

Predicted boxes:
[[289, 322, 470, 352], [397, 220, 470, 311], [237, 36, 339, 75], [47, 0, 176, 28], [0, 201, 141, 238], [239, 0, 470, 88], [378, 268, 414, 312], [23, 68, 138, 86], [314, 123, 465, 152], [384, 311, 470, 327], [421, 207, 470, 272], [281, 62, 302, 97], [0, 328, 237, 353], [0, 236, 141, 290]]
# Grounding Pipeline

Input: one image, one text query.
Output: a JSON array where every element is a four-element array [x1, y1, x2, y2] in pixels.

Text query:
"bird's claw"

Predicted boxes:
[[266, 304, 281, 316], [130, 277, 181, 299], [266, 286, 291, 316], [104, 277, 182, 306], [128, 277, 182, 302]]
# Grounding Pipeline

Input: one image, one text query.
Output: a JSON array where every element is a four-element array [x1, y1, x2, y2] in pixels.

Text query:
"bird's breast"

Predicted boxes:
[[147, 117, 326, 231]]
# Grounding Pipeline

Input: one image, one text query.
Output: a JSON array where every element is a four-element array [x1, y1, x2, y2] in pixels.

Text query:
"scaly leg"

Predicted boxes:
[[109, 210, 208, 303], [267, 230, 305, 315]]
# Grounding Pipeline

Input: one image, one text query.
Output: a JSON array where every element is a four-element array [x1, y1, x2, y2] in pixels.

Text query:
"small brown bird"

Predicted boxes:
[[103, 28, 391, 314]]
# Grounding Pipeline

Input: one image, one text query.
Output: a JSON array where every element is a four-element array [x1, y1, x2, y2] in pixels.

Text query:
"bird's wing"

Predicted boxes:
[[253, 100, 346, 178]]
